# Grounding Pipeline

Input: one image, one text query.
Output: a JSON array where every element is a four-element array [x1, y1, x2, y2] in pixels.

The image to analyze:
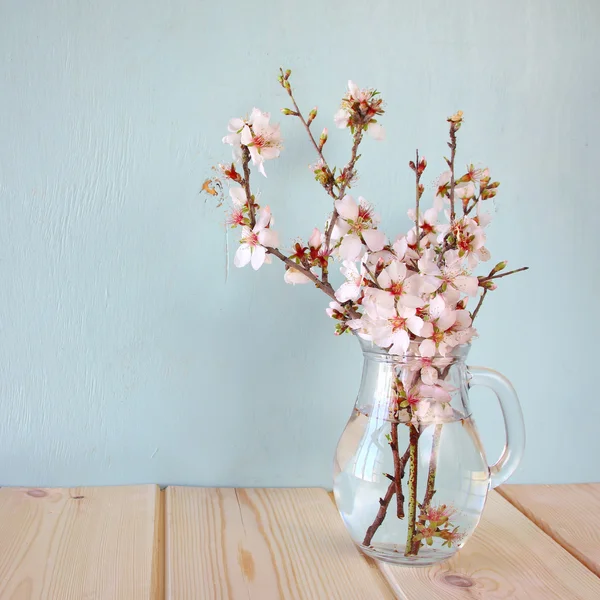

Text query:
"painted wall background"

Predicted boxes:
[[0, 0, 598, 487]]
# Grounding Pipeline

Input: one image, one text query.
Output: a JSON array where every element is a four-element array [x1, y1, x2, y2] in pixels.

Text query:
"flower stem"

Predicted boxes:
[[390, 422, 404, 519], [481, 266, 530, 281], [241, 147, 256, 228], [279, 68, 336, 199], [448, 125, 458, 224], [362, 444, 411, 547], [414, 149, 421, 254], [422, 423, 443, 510], [405, 424, 420, 556], [323, 126, 364, 264]]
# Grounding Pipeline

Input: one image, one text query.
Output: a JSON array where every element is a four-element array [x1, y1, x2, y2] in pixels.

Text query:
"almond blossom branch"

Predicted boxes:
[[265, 246, 361, 320], [279, 68, 337, 199], [241, 147, 256, 228], [405, 424, 420, 556], [422, 423, 442, 509], [363, 262, 382, 289], [471, 289, 488, 321], [363, 444, 411, 547], [390, 422, 405, 519], [415, 150, 421, 252], [481, 266, 529, 281], [323, 126, 364, 256], [446, 112, 462, 224]]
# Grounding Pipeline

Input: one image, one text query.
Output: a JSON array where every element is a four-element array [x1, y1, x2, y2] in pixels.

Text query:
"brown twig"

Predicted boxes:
[[323, 126, 364, 259], [362, 444, 411, 546], [241, 147, 256, 228], [414, 149, 421, 254], [279, 69, 336, 200], [471, 289, 488, 322], [422, 423, 443, 509], [390, 423, 404, 519], [447, 125, 458, 224], [481, 266, 529, 281], [362, 262, 382, 289], [404, 424, 420, 556]]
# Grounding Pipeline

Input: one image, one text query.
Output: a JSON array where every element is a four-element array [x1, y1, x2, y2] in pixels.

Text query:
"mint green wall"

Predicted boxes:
[[0, 0, 598, 486]]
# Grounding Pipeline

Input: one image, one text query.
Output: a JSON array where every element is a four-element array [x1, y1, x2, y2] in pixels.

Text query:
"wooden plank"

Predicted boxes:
[[0, 485, 161, 599], [377, 490, 600, 599], [165, 486, 395, 599], [500, 483, 600, 578]]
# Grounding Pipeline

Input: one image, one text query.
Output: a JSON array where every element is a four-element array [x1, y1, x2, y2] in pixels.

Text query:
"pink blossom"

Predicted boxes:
[[240, 108, 283, 177], [333, 195, 386, 261], [234, 206, 279, 270], [335, 260, 364, 302]]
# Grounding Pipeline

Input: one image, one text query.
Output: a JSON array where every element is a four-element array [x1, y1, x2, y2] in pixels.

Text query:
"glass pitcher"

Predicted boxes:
[[333, 339, 525, 566]]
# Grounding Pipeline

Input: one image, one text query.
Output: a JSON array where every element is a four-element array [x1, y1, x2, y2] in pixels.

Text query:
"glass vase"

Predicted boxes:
[[333, 339, 525, 566]]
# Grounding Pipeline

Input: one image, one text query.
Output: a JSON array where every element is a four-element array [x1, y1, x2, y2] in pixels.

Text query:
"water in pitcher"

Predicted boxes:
[[333, 408, 490, 565]]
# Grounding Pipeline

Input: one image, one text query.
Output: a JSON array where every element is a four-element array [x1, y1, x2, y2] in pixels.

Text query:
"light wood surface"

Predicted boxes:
[[1, 484, 599, 599], [500, 483, 600, 578], [0, 485, 161, 600], [165, 486, 395, 599], [377, 490, 600, 600]]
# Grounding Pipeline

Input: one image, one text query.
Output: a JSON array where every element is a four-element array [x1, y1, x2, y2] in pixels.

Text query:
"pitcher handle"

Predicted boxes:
[[468, 366, 526, 488]]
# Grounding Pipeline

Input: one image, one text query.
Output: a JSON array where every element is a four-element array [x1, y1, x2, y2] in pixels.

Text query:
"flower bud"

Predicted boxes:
[[408, 160, 416, 172], [447, 110, 464, 124], [284, 69, 291, 80], [307, 107, 318, 126], [281, 108, 295, 116], [319, 128, 328, 149], [491, 261, 507, 275], [482, 280, 497, 290], [418, 157, 427, 175]]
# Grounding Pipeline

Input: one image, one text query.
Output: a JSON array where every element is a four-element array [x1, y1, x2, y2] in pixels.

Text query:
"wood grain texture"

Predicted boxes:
[[499, 483, 600, 578], [165, 486, 395, 599], [377, 490, 600, 599], [0, 485, 161, 599]]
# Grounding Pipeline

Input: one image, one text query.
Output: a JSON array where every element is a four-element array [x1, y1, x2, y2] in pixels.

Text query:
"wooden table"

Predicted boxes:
[[0, 485, 598, 599]]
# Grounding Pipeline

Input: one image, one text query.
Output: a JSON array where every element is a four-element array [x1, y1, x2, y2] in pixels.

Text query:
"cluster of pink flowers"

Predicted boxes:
[[214, 71, 523, 375]]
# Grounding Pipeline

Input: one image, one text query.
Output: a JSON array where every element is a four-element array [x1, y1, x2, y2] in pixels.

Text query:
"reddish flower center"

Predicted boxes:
[[421, 222, 435, 235], [243, 231, 259, 247], [253, 135, 266, 148], [227, 210, 244, 226], [389, 282, 404, 296], [389, 316, 406, 332], [406, 394, 419, 407], [358, 204, 373, 221], [432, 330, 444, 344]]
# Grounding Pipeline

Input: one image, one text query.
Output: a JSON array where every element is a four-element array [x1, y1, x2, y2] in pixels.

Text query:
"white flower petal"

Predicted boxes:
[[389, 330, 410, 355], [250, 245, 267, 270], [229, 187, 247, 207], [362, 228, 386, 252], [240, 125, 253, 146], [338, 234, 363, 261], [420, 322, 434, 338], [284, 268, 311, 285], [367, 122, 385, 140], [234, 244, 251, 268], [335, 195, 359, 221], [258, 229, 279, 248], [407, 315, 424, 336], [453, 275, 479, 297], [421, 366, 438, 386], [429, 294, 446, 319], [419, 339, 436, 358], [308, 228, 322, 248], [334, 108, 350, 129], [436, 309, 457, 332]]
